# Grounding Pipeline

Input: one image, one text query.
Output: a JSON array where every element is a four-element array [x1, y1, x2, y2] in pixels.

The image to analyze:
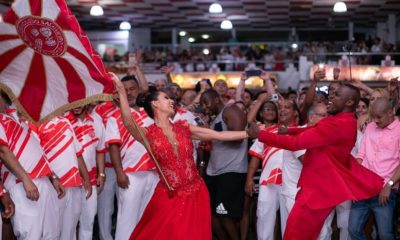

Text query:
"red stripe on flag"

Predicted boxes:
[[29, 0, 43, 17], [53, 57, 86, 103], [3, 8, 19, 25], [0, 45, 26, 73], [67, 47, 113, 93], [18, 53, 46, 122], [0, 35, 20, 42]]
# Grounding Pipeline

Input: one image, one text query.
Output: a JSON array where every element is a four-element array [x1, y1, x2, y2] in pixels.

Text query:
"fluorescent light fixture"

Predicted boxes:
[[333, 2, 347, 13], [179, 31, 187, 37], [90, 5, 104, 16], [220, 20, 233, 30], [203, 49, 210, 55], [209, 3, 223, 13], [119, 21, 131, 30], [188, 37, 195, 43], [201, 34, 210, 39]]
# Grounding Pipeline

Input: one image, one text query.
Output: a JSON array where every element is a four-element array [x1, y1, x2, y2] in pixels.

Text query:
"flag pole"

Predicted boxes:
[[130, 116, 174, 192]]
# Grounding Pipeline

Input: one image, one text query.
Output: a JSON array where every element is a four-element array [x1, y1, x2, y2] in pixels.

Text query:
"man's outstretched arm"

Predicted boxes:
[[258, 119, 339, 151]]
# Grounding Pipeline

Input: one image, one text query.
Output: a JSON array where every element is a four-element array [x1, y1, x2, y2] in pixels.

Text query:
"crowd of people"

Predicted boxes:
[[0, 51, 400, 240], [103, 37, 400, 73]]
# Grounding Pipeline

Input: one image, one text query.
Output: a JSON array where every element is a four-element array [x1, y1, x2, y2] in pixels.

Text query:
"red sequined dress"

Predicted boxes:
[[130, 120, 211, 240]]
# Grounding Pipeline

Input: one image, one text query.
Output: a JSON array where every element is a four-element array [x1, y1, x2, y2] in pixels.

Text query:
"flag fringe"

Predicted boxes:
[[0, 82, 113, 125]]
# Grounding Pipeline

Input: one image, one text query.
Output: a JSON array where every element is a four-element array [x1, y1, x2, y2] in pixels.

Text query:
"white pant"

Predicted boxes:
[[59, 186, 83, 240], [10, 178, 59, 240], [280, 193, 335, 240], [335, 201, 351, 240], [79, 186, 98, 240], [115, 171, 159, 240], [257, 184, 281, 240], [97, 168, 117, 240]]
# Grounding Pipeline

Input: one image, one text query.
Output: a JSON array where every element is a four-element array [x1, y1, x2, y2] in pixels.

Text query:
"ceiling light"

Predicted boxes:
[[333, 2, 347, 13], [179, 31, 187, 37], [90, 5, 104, 16], [201, 34, 210, 39], [220, 20, 233, 30], [203, 49, 210, 55], [209, 3, 223, 13], [119, 21, 131, 30], [291, 43, 298, 49], [188, 37, 195, 43]]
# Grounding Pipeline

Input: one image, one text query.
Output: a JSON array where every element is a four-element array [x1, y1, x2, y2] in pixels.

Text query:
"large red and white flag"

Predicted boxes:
[[0, 0, 114, 123]]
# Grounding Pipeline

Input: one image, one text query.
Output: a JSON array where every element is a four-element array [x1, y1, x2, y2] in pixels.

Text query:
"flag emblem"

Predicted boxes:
[[17, 16, 66, 57]]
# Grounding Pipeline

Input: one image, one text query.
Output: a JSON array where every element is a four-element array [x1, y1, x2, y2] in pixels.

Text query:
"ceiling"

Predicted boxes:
[[1, 0, 400, 30]]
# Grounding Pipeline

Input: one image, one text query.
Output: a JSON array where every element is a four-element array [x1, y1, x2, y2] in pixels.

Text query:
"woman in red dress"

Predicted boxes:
[[111, 73, 251, 240]]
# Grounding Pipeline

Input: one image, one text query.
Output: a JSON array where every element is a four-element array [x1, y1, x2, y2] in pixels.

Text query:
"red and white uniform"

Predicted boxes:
[[106, 108, 155, 173], [249, 125, 284, 240], [65, 111, 106, 185], [0, 114, 52, 190], [37, 116, 84, 240], [0, 113, 59, 239], [92, 101, 119, 240], [37, 116, 83, 188], [105, 108, 159, 240], [65, 111, 106, 240]]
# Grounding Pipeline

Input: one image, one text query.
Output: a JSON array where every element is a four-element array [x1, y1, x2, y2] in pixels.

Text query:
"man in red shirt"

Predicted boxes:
[[251, 84, 383, 239]]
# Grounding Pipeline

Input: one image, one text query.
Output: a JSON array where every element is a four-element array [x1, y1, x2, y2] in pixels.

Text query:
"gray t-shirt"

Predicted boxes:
[[206, 107, 248, 175]]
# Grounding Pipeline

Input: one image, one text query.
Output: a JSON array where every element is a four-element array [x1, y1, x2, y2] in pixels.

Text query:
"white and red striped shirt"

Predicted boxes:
[[93, 101, 119, 168], [249, 126, 283, 186], [0, 113, 52, 190], [65, 111, 106, 185], [105, 108, 155, 173], [37, 116, 83, 188]]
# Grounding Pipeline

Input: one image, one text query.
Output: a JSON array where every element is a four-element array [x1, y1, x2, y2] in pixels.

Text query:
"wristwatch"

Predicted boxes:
[[99, 173, 106, 178], [388, 180, 394, 187]]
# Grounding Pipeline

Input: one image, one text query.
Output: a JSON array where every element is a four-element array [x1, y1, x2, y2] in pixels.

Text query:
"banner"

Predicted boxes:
[[0, 0, 114, 123]]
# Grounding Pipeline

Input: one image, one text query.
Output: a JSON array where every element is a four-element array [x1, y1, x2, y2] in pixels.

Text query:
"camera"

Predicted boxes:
[[245, 69, 261, 77], [271, 94, 279, 102]]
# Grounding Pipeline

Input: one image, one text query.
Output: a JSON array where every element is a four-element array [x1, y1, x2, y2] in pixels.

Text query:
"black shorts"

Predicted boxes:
[[205, 172, 246, 219]]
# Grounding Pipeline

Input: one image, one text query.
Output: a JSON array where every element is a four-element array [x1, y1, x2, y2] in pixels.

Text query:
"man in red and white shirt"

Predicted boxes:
[[246, 99, 298, 240], [0, 93, 62, 239], [37, 115, 92, 240], [106, 75, 158, 239], [92, 101, 119, 240], [65, 106, 106, 240]]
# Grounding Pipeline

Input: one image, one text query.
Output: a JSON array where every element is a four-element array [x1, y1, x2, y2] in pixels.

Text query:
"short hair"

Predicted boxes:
[[121, 75, 139, 85], [201, 89, 220, 100], [342, 83, 360, 106]]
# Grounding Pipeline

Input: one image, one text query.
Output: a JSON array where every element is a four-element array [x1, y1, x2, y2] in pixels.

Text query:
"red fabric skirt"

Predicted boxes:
[[130, 179, 211, 240]]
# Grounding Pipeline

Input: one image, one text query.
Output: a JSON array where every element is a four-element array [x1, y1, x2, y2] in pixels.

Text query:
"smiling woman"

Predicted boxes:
[[110, 72, 251, 240]]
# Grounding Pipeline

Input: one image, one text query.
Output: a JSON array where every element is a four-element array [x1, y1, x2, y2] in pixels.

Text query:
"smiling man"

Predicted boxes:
[[251, 84, 384, 239]]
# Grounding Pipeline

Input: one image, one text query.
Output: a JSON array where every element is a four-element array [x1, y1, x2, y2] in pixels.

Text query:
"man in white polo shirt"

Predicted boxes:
[[66, 106, 106, 240]]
